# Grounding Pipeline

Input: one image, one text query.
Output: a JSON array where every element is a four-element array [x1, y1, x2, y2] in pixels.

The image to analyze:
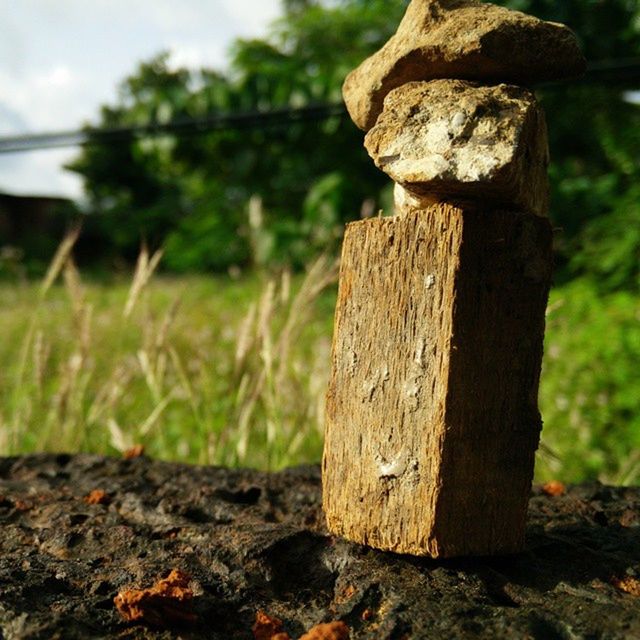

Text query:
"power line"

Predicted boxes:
[[1, 59, 639, 155], [0, 103, 348, 154], [578, 58, 640, 84]]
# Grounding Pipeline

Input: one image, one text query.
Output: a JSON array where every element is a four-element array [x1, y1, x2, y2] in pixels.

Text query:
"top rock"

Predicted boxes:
[[343, 0, 586, 131]]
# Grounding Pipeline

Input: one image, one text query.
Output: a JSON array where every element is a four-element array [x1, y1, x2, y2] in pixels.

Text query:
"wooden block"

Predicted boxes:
[[322, 202, 553, 557]]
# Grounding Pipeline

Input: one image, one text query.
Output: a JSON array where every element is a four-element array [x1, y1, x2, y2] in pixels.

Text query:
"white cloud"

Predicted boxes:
[[0, 0, 282, 198], [0, 104, 28, 134], [36, 65, 75, 89], [0, 149, 82, 198], [0, 12, 25, 76], [167, 43, 227, 72], [624, 90, 640, 105], [0, 66, 89, 132], [219, 0, 282, 34]]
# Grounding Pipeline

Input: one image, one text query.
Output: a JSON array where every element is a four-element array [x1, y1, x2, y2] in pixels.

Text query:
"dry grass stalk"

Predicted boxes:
[[108, 418, 134, 454], [231, 255, 338, 467], [87, 364, 133, 426], [40, 225, 82, 298], [235, 302, 257, 372], [9, 228, 83, 448], [3, 229, 337, 470], [63, 256, 85, 319], [139, 389, 178, 437], [124, 244, 164, 318], [32, 330, 50, 399], [156, 298, 181, 351]]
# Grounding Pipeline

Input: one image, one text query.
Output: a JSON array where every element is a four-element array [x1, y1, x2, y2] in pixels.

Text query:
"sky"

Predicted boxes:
[[0, 0, 282, 199]]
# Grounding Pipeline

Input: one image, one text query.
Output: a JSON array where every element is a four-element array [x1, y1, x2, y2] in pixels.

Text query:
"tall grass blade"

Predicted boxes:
[[123, 245, 164, 318], [40, 225, 81, 298]]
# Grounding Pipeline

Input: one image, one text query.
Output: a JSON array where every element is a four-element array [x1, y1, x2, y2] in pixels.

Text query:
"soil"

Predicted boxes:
[[0, 453, 639, 639]]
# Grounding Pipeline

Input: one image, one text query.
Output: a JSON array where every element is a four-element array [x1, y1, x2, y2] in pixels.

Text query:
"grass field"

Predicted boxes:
[[1, 241, 639, 483], [0, 244, 337, 471]]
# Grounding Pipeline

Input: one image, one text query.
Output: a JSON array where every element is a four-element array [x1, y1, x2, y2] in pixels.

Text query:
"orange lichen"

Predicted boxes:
[[252, 612, 349, 640], [114, 569, 196, 627], [84, 489, 110, 505], [542, 480, 566, 497], [334, 584, 356, 604], [361, 609, 374, 621], [13, 499, 33, 511], [123, 445, 145, 459], [299, 621, 350, 640], [612, 576, 640, 597], [253, 611, 289, 640]]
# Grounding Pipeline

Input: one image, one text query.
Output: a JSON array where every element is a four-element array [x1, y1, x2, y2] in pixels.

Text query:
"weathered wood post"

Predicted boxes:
[[323, 0, 585, 558]]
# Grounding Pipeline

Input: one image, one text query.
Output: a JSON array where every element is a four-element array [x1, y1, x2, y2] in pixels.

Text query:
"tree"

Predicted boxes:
[[68, 55, 195, 261], [68, 0, 640, 287], [69, 2, 409, 269], [502, 0, 640, 291]]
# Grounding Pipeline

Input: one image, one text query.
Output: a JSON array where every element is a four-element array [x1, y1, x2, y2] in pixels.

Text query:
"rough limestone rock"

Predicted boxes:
[[364, 80, 549, 216], [1, 454, 640, 639], [343, 0, 586, 131]]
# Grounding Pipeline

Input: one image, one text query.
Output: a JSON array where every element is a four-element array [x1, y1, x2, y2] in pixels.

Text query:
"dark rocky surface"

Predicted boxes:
[[0, 453, 639, 639]]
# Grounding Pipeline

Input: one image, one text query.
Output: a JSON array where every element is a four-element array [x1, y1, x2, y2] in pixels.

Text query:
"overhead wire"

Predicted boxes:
[[0, 59, 639, 154], [0, 103, 348, 154]]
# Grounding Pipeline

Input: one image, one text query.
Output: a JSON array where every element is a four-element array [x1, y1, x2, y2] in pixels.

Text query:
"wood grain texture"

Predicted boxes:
[[323, 203, 553, 557]]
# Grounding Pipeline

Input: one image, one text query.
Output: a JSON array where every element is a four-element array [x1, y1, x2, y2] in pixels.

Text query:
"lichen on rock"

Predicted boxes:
[[114, 569, 196, 627]]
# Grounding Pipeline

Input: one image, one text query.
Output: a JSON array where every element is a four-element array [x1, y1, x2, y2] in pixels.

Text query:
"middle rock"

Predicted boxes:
[[364, 80, 550, 217]]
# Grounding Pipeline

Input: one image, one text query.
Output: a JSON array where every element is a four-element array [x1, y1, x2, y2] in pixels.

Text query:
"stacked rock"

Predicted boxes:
[[344, 0, 585, 131], [346, 0, 586, 218], [322, 0, 585, 558]]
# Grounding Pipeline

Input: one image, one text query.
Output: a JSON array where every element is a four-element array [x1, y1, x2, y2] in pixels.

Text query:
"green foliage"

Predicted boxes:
[[66, 0, 640, 289], [539, 84, 640, 291], [68, 2, 407, 269], [163, 201, 250, 273], [2, 262, 639, 484], [539, 281, 640, 483], [569, 184, 640, 292], [498, 0, 640, 291]]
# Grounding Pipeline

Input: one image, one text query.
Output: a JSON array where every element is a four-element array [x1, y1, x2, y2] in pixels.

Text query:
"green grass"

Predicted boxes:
[[0, 247, 338, 470], [1, 247, 638, 483], [538, 280, 640, 484]]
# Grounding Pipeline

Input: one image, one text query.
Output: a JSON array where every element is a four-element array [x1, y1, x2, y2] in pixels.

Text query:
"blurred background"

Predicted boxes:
[[1, 0, 639, 483]]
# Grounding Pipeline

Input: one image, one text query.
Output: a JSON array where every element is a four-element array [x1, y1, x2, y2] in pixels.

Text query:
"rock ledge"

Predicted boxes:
[[0, 454, 639, 639]]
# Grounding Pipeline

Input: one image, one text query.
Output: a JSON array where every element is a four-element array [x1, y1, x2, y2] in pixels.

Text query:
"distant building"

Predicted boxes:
[[0, 192, 74, 244], [0, 192, 83, 273]]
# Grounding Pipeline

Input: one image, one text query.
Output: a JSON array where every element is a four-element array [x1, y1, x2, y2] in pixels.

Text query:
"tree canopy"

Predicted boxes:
[[68, 0, 640, 290]]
